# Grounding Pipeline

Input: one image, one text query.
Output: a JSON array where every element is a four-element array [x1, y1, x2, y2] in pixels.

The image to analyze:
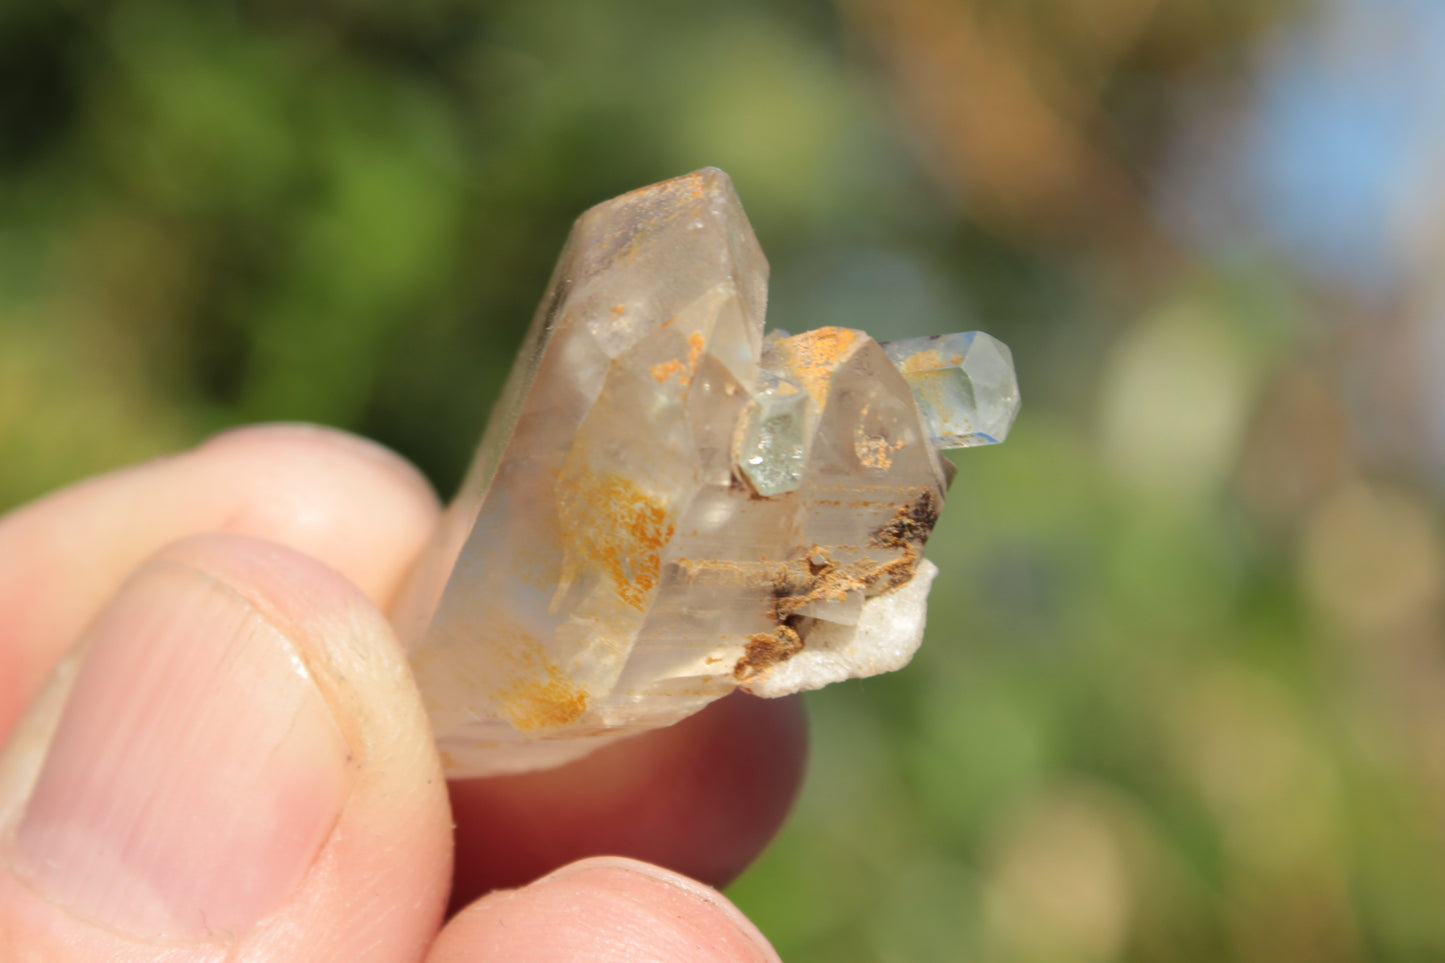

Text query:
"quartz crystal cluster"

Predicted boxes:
[[394, 168, 1020, 777]]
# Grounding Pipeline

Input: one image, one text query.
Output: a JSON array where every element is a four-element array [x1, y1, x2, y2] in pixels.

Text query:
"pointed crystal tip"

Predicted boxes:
[[396, 167, 1022, 779], [882, 332, 1021, 448]]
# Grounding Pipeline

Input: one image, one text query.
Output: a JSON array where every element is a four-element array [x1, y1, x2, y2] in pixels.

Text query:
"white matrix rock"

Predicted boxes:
[[392, 168, 1019, 777]]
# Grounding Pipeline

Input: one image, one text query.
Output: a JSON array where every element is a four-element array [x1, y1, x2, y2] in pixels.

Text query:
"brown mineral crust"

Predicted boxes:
[[674, 488, 940, 631], [770, 545, 921, 620], [733, 624, 805, 682], [861, 490, 941, 592], [870, 546, 922, 593], [871, 490, 940, 550], [771, 548, 861, 618]]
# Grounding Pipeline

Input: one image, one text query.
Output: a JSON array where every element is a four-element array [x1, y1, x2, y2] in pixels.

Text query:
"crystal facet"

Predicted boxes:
[[882, 332, 1021, 448], [393, 168, 1020, 777], [736, 372, 810, 496]]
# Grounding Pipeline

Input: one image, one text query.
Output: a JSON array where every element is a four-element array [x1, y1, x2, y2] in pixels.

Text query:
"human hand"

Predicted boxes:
[[0, 425, 805, 961]]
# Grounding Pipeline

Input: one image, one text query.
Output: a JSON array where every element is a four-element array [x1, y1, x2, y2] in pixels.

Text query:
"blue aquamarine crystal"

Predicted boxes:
[[882, 331, 1020, 448]]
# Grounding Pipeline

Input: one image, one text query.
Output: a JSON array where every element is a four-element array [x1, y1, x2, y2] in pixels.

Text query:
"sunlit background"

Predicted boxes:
[[4, 0, 1445, 959]]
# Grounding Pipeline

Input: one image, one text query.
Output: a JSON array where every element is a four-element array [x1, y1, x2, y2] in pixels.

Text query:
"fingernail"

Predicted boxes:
[[9, 561, 353, 940], [535, 857, 782, 962]]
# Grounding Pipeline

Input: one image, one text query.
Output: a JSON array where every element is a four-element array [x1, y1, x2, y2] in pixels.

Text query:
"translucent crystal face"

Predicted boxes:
[[882, 332, 1021, 448], [391, 168, 1020, 777], [736, 374, 810, 496]]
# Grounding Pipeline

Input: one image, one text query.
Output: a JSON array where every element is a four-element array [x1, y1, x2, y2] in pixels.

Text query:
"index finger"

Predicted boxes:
[[0, 423, 442, 740]]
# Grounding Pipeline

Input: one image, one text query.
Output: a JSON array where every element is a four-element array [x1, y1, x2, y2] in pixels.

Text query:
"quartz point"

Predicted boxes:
[[393, 168, 1020, 777]]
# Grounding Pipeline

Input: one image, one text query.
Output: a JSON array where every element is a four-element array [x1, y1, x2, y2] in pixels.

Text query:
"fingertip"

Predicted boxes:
[[0, 423, 442, 738], [0, 532, 453, 961], [196, 423, 439, 511], [431, 857, 780, 963], [188, 424, 441, 606], [9, 545, 358, 941]]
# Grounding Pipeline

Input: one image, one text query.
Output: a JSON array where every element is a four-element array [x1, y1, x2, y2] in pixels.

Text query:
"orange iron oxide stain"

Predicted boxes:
[[649, 332, 707, 385], [650, 359, 687, 383], [497, 659, 590, 732], [775, 327, 860, 407], [558, 470, 676, 611]]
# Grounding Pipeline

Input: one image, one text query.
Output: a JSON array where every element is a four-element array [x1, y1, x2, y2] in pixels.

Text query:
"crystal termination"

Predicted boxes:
[[392, 168, 1020, 777]]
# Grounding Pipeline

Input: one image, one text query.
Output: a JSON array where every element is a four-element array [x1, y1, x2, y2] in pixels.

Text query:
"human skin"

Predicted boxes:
[[0, 424, 806, 961]]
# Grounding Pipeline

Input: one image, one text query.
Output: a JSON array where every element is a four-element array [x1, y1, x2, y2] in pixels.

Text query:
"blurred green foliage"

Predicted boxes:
[[6, 1, 1445, 960]]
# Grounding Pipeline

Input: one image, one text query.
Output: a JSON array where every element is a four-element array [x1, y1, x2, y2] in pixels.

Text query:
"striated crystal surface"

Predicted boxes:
[[393, 168, 1018, 777]]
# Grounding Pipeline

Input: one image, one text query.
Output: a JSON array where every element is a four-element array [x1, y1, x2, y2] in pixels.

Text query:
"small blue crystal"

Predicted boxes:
[[882, 332, 1020, 448]]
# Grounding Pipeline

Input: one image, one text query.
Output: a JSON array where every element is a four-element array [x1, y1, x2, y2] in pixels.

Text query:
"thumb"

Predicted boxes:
[[0, 534, 452, 961]]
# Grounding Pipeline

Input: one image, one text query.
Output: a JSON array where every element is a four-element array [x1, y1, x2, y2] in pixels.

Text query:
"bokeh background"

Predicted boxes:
[[4, 0, 1445, 959]]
